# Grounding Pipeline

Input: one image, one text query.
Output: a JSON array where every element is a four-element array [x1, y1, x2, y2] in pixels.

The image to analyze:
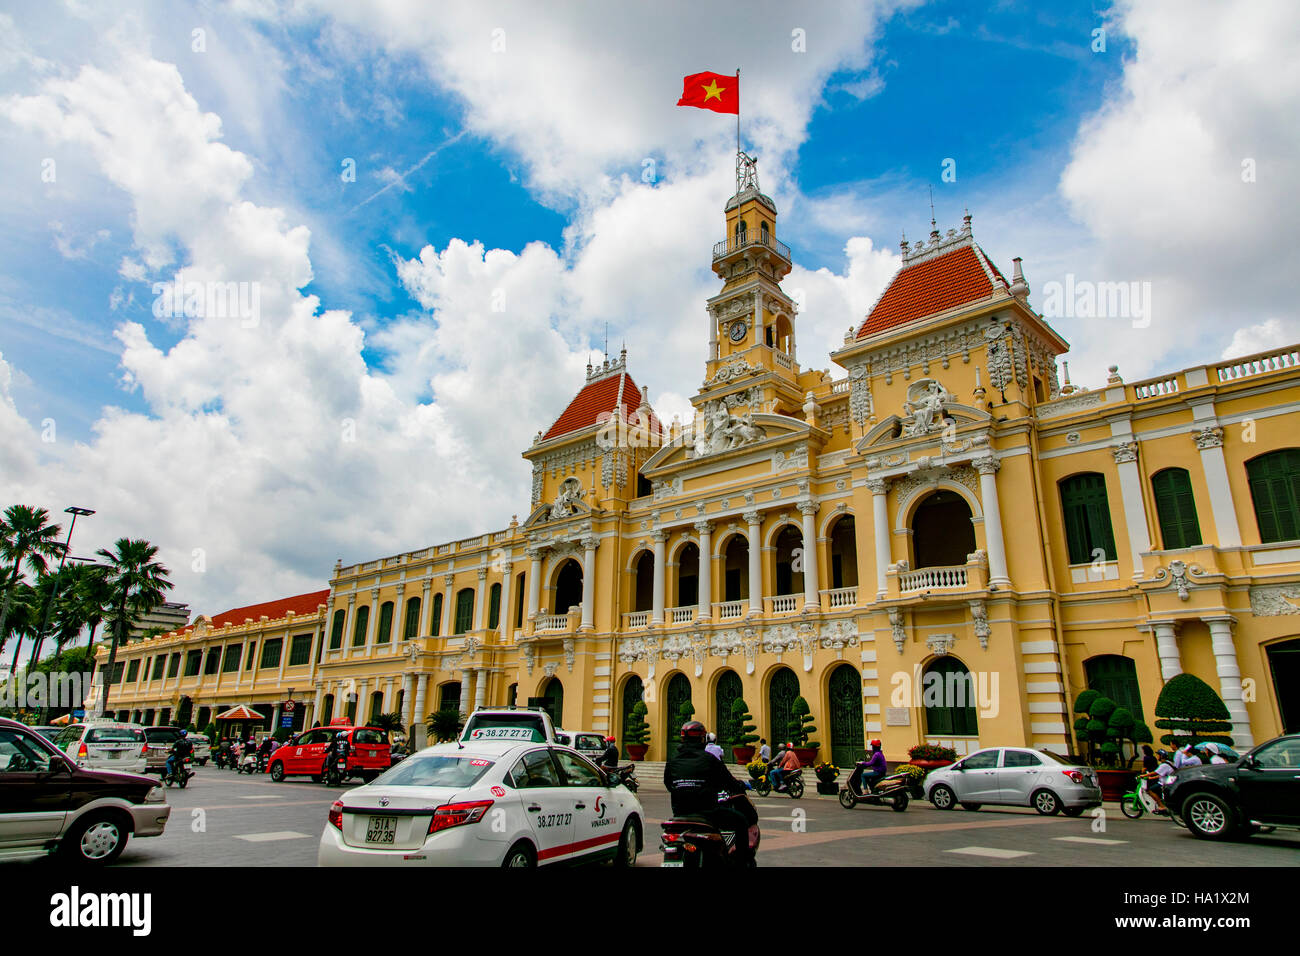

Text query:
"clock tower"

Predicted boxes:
[[699, 152, 804, 415]]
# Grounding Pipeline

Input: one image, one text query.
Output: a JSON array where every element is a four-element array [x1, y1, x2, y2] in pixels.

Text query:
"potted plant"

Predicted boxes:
[[1072, 690, 1154, 800], [425, 707, 463, 743], [813, 761, 839, 794], [746, 759, 768, 781], [787, 696, 820, 766], [624, 701, 650, 761], [1154, 673, 1234, 749], [908, 743, 957, 770], [891, 763, 928, 799], [728, 698, 759, 764]]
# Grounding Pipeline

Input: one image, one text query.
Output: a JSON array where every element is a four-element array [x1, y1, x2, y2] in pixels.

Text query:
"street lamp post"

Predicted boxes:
[[26, 507, 95, 673]]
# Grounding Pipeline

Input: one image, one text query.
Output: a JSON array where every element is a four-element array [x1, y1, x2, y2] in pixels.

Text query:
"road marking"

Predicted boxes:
[[234, 831, 312, 843], [1053, 836, 1127, 846], [236, 795, 286, 800], [946, 846, 1034, 859]]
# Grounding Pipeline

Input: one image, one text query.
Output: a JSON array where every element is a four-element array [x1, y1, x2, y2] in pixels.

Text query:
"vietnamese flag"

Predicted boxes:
[[676, 71, 739, 115]]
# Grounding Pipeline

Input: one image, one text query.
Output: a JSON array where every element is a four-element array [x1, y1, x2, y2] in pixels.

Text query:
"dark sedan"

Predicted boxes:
[[1165, 733, 1300, 841]]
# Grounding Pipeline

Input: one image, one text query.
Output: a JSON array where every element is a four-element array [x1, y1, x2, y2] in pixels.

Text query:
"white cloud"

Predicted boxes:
[[1221, 319, 1289, 361]]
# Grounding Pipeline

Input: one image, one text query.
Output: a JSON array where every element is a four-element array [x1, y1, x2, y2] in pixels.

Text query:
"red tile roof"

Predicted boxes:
[[208, 589, 330, 628], [541, 370, 662, 442], [857, 241, 1005, 339]]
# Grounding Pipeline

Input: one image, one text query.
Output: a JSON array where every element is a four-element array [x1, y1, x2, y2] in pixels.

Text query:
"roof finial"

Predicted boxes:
[[962, 208, 972, 235], [928, 185, 939, 240]]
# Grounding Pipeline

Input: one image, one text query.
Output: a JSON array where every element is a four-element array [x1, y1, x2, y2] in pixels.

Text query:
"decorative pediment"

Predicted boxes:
[[521, 476, 594, 528], [642, 412, 822, 477], [858, 403, 991, 452]]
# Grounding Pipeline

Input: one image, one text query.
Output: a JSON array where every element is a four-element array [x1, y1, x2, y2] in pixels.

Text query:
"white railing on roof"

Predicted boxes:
[[1133, 376, 1179, 399], [1216, 348, 1300, 382], [900, 566, 968, 592], [830, 380, 851, 395]]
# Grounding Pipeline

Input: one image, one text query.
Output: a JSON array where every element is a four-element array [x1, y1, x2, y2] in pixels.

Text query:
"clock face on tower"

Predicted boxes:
[[729, 321, 747, 343]]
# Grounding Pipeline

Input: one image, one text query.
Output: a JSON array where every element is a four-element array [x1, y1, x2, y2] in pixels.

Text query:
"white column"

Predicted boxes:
[[1192, 428, 1242, 547], [392, 583, 405, 645], [365, 587, 379, 656], [651, 531, 667, 624], [973, 457, 1010, 586], [413, 674, 429, 724], [708, 308, 718, 362], [869, 479, 891, 597], [1111, 442, 1152, 580], [753, 292, 763, 349], [1205, 616, 1253, 747], [1154, 621, 1182, 681], [441, 574, 455, 636], [473, 569, 488, 631], [744, 511, 762, 615], [402, 673, 415, 727], [695, 521, 713, 621], [500, 562, 514, 642], [383, 676, 395, 713], [581, 537, 598, 631], [355, 679, 368, 722], [459, 670, 472, 716], [419, 577, 433, 636], [799, 502, 820, 609], [527, 550, 543, 623], [474, 668, 487, 711], [344, 594, 356, 652], [313, 685, 324, 725]]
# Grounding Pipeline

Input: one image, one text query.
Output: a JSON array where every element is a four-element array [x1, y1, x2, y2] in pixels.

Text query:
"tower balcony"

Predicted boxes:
[[712, 231, 791, 263]]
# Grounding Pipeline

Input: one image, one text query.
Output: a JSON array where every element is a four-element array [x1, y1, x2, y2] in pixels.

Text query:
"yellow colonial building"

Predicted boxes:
[[101, 164, 1300, 766]]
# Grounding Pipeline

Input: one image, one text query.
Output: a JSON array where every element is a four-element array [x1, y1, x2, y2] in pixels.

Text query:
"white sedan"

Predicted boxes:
[[317, 740, 645, 867]]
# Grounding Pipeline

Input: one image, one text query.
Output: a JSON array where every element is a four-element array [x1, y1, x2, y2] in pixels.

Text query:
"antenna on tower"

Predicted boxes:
[[928, 185, 939, 239], [604, 323, 609, 360]]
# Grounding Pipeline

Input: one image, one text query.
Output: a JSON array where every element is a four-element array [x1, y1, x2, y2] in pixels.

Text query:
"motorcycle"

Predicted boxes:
[[603, 764, 639, 793], [238, 751, 263, 774], [1120, 775, 1163, 819], [162, 756, 195, 788], [660, 791, 760, 868], [751, 764, 804, 799], [838, 762, 910, 812], [323, 748, 350, 786]]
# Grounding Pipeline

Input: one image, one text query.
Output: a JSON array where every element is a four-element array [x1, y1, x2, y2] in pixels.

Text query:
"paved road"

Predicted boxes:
[[10, 765, 1299, 867]]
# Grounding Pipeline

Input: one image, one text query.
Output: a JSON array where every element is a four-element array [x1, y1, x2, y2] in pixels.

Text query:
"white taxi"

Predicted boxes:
[[317, 740, 644, 867], [50, 721, 148, 775]]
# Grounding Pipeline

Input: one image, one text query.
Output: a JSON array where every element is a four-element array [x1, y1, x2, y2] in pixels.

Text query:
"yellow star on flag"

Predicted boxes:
[[701, 79, 725, 102]]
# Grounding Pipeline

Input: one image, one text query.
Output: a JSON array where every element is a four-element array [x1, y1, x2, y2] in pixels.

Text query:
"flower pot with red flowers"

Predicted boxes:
[[907, 743, 957, 770]]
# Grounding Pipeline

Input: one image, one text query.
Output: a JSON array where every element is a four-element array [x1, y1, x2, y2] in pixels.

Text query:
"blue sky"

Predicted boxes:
[[0, 0, 1295, 640]]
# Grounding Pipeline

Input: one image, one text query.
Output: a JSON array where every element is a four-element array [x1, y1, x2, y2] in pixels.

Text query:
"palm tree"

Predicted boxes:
[[78, 564, 113, 649], [26, 562, 99, 667], [95, 538, 173, 717], [0, 505, 65, 665], [0, 581, 38, 676]]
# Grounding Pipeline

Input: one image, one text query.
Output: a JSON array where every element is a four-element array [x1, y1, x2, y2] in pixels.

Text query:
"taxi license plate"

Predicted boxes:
[[366, 816, 398, 845], [662, 861, 683, 867], [106, 751, 121, 759]]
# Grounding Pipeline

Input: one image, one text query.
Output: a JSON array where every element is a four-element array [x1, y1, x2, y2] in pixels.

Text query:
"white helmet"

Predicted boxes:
[[706, 732, 717, 743]]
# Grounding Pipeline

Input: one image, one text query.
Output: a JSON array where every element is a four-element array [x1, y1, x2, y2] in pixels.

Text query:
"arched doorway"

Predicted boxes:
[[828, 664, 864, 767], [922, 657, 978, 737], [768, 667, 799, 745], [828, 515, 859, 590], [438, 682, 461, 714], [1267, 638, 1300, 733], [554, 559, 583, 616], [722, 536, 749, 602], [773, 526, 804, 597], [912, 491, 975, 568], [541, 677, 564, 727], [633, 552, 654, 612], [676, 543, 699, 608], [664, 673, 692, 760], [715, 669, 743, 752], [620, 675, 644, 758]]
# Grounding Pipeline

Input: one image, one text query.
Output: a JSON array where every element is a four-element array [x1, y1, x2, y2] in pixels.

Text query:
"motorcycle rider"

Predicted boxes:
[[664, 720, 756, 865], [600, 736, 620, 769], [704, 732, 725, 761], [165, 729, 194, 780], [850, 739, 889, 793], [324, 731, 351, 782], [768, 742, 787, 792], [258, 735, 274, 769]]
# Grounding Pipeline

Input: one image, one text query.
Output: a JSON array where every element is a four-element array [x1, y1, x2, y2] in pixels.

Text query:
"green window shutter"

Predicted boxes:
[[431, 593, 443, 637], [1153, 469, 1202, 549], [488, 584, 501, 629], [1248, 450, 1300, 543], [404, 597, 421, 639], [377, 602, 393, 644], [454, 590, 474, 634], [1061, 473, 1117, 563], [352, 606, 370, 646], [330, 609, 345, 648]]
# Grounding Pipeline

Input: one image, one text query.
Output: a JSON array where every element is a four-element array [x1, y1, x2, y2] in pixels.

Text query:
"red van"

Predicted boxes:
[[267, 726, 391, 784]]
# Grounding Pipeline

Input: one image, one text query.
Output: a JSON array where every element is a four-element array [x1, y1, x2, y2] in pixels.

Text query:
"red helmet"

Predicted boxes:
[[680, 720, 707, 742], [870, 739, 882, 748], [604, 736, 615, 743]]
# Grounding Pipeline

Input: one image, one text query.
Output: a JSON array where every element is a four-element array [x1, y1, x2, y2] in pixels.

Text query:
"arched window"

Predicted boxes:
[[620, 676, 644, 757], [715, 670, 743, 750], [554, 559, 583, 616], [768, 666, 800, 744], [1266, 639, 1300, 733], [515, 572, 526, 629], [542, 677, 564, 726], [376, 601, 394, 644], [1152, 468, 1202, 549], [633, 551, 655, 612], [922, 657, 978, 736], [828, 664, 864, 766], [369, 691, 384, 722], [912, 491, 975, 568], [1060, 473, 1118, 564], [1247, 448, 1300, 543], [453, 589, 474, 634], [675, 543, 699, 608], [829, 515, 859, 589], [1085, 655, 1144, 720], [665, 673, 692, 760], [351, 605, 369, 647], [329, 609, 345, 649], [430, 592, 443, 637], [773, 526, 804, 596], [760, 220, 769, 245], [736, 220, 747, 245], [722, 536, 749, 601], [322, 694, 334, 723], [438, 682, 461, 712], [403, 596, 421, 639], [488, 583, 502, 629]]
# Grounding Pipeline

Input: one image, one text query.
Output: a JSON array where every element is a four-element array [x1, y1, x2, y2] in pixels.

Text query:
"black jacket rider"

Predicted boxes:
[[600, 743, 619, 768], [664, 739, 757, 864]]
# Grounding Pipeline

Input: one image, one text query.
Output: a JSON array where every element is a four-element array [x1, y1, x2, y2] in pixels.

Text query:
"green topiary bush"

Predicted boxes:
[[728, 698, 759, 750], [1072, 691, 1152, 767], [623, 701, 649, 747], [788, 696, 819, 749], [1154, 673, 1233, 747]]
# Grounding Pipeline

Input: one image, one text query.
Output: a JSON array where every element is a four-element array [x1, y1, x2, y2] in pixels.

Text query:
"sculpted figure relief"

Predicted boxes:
[[692, 402, 768, 457], [901, 379, 954, 437]]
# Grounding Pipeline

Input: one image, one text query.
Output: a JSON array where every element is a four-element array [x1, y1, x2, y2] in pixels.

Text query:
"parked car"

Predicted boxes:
[[50, 722, 148, 776], [555, 730, 608, 762], [267, 725, 391, 783], [0, 716, 172, 864], [1165, 732, 1300, 841], [925, 747, 1103, 816], [318, 739, 644, 867]]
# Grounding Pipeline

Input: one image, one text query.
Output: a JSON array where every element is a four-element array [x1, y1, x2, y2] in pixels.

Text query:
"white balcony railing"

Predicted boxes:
[[822, 586, 858, 608], [669, 606, 695, 625], [900, 566, 968, 592], [770, 595, 800, 613], [624, 611, 650, 629], [715, 601, 745, 620], [536, 614, 568, 632]]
